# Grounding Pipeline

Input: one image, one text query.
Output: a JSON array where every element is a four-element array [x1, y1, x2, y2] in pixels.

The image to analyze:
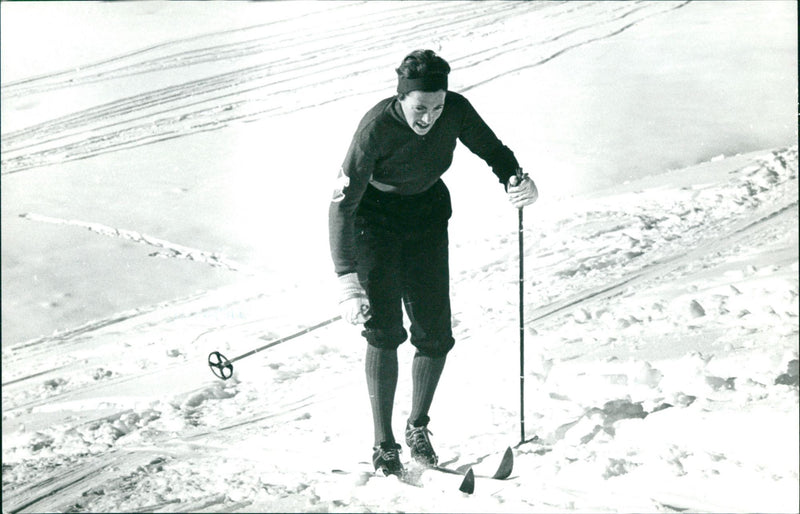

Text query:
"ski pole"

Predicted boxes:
[[207, 314, 343, 380], [514, 167, 527, 445]]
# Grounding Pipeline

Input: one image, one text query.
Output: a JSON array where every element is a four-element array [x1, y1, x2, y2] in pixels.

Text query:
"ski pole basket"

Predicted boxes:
[[208, 351, 234, 380]]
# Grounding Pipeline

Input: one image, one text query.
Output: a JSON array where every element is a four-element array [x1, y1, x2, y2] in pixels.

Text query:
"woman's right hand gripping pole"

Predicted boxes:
[[338, 273, 372, 324]]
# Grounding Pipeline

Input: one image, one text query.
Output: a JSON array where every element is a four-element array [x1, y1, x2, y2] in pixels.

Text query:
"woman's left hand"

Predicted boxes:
[[507, 175, 539, 208]]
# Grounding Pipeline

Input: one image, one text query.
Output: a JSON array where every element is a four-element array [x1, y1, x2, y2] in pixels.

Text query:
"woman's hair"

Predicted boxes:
[[395, 50, 451, 97], [396, 49, 451, 79]]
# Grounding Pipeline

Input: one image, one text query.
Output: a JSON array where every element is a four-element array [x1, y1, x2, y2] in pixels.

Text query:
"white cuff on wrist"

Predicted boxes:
[[338, 273, 364, 302]]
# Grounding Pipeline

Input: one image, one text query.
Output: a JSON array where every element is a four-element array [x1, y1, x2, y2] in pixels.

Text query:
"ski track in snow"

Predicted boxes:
[[17, 213, 246, 272], [1, 1, 689, 175]]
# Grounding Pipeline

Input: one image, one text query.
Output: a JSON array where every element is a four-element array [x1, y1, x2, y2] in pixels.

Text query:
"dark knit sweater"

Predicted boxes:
[[329, 91, 519, 275]]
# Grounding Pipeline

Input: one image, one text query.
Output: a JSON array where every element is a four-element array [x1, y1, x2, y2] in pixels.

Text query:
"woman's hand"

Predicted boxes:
[[507, 174, 539, 209], [338, 273, 372, 324]]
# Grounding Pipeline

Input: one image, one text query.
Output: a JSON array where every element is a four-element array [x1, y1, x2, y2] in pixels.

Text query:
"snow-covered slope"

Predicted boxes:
[[2, 1, 797, 512], [2, 145, 797, 513]]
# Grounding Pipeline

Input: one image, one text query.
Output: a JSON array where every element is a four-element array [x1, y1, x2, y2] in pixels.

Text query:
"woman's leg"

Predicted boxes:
[[402, 221, 454, 428], [356, 219, 407, 447], [364, 345, 399, 446]]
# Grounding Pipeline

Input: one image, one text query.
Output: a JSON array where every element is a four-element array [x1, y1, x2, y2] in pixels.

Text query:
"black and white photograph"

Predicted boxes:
[[1, 1, 797, 512]]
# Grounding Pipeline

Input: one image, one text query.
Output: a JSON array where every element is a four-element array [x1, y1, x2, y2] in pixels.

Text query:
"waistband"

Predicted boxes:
[[357, 179, 452, 227]]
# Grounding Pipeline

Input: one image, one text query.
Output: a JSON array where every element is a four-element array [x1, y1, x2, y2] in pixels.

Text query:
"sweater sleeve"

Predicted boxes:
[[328, 128, 376, 276], [456, 95, 520, 186]]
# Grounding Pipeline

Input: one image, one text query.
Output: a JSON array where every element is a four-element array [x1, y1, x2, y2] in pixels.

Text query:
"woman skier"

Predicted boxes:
[[328, 49, 538, 476]]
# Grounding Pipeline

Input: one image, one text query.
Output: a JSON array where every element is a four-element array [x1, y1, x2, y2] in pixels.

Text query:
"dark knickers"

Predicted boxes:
[[355, 180, 455, 358]]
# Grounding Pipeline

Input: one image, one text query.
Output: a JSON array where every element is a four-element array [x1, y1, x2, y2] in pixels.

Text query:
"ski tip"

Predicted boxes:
[[491, 446, 514, 480], [459, 468, 475, 494]]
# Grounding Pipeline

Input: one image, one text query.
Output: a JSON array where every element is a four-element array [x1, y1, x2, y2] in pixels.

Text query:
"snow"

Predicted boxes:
[[2, 1, 798, 512]]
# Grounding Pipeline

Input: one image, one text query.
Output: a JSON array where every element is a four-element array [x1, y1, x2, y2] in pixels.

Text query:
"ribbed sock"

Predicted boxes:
[[408, 353, 446, 427], [365, 345, 399, 446]]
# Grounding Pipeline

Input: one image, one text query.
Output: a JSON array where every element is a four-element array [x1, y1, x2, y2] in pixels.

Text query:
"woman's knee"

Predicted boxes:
[[361, 326, 408, 350], [412, 336, 455, 358]]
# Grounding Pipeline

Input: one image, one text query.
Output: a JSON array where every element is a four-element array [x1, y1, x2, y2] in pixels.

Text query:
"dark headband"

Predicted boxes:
[[397, 73, 448, 94]]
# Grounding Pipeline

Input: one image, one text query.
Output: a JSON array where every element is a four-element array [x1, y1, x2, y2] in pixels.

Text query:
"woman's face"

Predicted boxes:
[[398, 90, 446, 136]]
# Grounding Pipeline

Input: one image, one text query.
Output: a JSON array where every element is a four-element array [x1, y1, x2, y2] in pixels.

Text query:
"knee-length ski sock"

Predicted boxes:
[[408, 353, 446, 427], [365, 345, 399, 446]]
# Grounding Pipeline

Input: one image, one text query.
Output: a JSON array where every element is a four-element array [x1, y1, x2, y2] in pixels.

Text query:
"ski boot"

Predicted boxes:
[[372, 442, 404, 477], [405, 421, 438, 467]]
